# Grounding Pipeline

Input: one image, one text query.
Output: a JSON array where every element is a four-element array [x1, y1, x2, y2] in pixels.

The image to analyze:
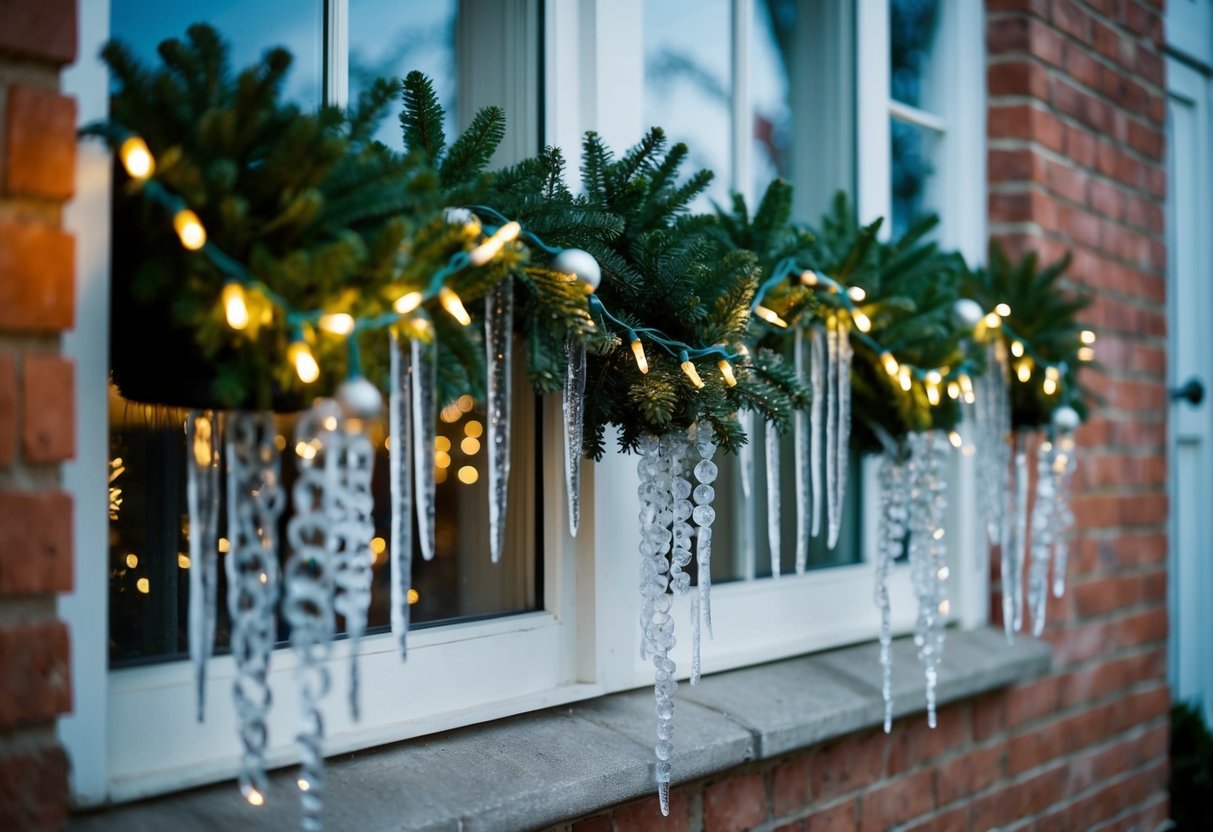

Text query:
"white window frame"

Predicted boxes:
[[59, 0, 988, 809]]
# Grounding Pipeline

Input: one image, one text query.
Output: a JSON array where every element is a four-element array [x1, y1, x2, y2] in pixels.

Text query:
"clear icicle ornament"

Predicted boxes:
[[1050, 426, 1078, 599], [485, 278, 514, 563], [737, 408, 754, 500], [564, 339, 586, 537], [225, 412, 285, 804], [389, 335, 414, 658], [636, 434, 678, 816], [907, 430, 950, 729], [794, 329, 810, 574], [765, 419, 782, 578], [411, 338, 437, 561], [284, 400, 340, 829], [331, 414, 376, 720], [825, 317, 842, 548], [833, 315, 853, 549], [667, 432, 695, 600], [975, 340, 1012, 548], [186, 409, 222, 723], [1027, 436, 1056, 637], [1005, 430, 1030, 637], [875, 437, 908, 733], [810, 326, 826, 538], [691, 421, 719, 678]]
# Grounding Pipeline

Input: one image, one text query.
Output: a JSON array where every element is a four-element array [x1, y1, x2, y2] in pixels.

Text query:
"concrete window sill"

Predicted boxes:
[[70, 628, 1051, 832]]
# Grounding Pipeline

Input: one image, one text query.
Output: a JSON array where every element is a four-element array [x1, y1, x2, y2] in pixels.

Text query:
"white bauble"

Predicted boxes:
[[953, 298, 985, 329], [1051, 405, 1080, 431], [337, 376, 384, 419], [444, 207, 475, 226], [550, 248, 602, 292]]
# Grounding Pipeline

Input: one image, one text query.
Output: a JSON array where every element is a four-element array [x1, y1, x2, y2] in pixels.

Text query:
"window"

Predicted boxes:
[[61, 0, 987, 807]]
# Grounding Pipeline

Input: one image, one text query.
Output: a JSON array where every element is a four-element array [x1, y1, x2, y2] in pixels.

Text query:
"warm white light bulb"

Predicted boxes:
[[319, 312, 356, 335], [753, 304, 788, 328], [223, 283, 249, 330], [289, 341, 320, 384], [438, 286, 472, 326], [173, 209, 206, 251], [119, 136, 155, 180], [631, 337, 649, 374]]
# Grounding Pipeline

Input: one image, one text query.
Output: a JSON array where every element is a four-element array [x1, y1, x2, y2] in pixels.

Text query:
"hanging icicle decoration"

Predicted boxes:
[[874, 434, 908, 733], [186, 409, 222, 723], [636, 433, 678, 816], [691, 421, 718, 680], [793, 329, 811, 574], [1027, 436, 1056, 637], [332, 378, 379, 720], [737, 409, 754, 501], [907, 430, 950, 729], [668, 434, 694, 598], [810, 326, 826, 538], [1005, 430, 1030, 637], [834, 315, 853, 548], [388, 335, 414, 658], [975, 340, 1012, 548], [284, 400, 340, 828], [411, 339, 437, 561], [225, 412, 285, 805], [825, 316, 842, 548], [564, 339, 587, 537], [1050, 407, 1080, 599], [485, 277, 514, 563], [765, 419, 782, 578]]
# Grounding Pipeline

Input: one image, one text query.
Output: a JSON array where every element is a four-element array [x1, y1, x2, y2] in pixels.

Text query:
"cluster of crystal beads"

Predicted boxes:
[[907, 430, 950, 729], [485, 277, 514, 562], [224, 412, 285, 803], [875, 445, 909, 732]]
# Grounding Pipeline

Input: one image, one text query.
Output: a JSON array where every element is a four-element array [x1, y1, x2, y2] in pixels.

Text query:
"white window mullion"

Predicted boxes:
[[888, 99, 947, 134], [856, 0, 892, 232], [324, 0, 349, 108], [730, 0, 753, 203]]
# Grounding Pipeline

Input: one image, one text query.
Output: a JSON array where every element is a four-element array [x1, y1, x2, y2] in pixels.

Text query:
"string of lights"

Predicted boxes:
[[748, 256, 1095, 408], [101, 128, 742, 392]]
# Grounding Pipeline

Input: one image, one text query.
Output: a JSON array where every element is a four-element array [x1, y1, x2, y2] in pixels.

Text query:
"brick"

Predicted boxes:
[[0, 741, 69, 830], [989, 59, 1051, 99], [989, 147, 1044, 183], [1087, 179, 1124, 220], [933, 746, 1005, 806], [988, 105, 1064, 151], [572, 817, 610, 832], [1047, 159, 1088, 204], [887, 703, 970, 774], [900, 806, 970, 832], [0, 490, 72, 595], [704, 773, 766, 832], [0, 354, 15, 467], [615, 790, 689, 832], [772, 755, 812, 817], [859, 770, 934, 832], [0, 619, 71, 728], [1115, 607, 1168, 646], [1127, 120, 1164, 160], [772, 799, 857, 832], [1006, 676, 1063, 727], [1062, 41, 1103, 90], [19, 353, 73, 464], [3, 84, 76, 200], [0, 219, 75, 332], [1052, 0, 1092, 41], [1053, 77, 1112, 132], [0, 0, 76, 64], [813, 730, 886, 800]]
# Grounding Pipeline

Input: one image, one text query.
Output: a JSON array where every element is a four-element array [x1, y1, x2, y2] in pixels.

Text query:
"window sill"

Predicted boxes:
[[69, 628, 1051, 832]]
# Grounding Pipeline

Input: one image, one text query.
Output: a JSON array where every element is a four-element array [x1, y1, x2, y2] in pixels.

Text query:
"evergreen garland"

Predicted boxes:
[[962, 243, 1093, 428]]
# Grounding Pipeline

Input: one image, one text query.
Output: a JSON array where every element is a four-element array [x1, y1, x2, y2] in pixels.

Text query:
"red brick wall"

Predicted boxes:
[[0, 1, 79, 829], [553, 2, 1172, 830]]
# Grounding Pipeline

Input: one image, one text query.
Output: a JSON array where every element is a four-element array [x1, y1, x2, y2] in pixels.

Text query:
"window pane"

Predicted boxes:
[[708, 431, 863, 583], [108, 377, 541, 667], [644, 0, 732, 208], [752, 0, 794, 197], [110, 1, 324, 109], [889, 0, 940, 110], [890, 117, 938, 237], [349, 0, 458, 150]]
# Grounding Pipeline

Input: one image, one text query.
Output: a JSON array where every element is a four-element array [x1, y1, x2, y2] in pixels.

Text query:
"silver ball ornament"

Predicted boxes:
[[444, 207, 475, 226], [550, 248, 601, 293], [337, 376, 384, 419], [1051, 405, 1080, 432], [952, 298, 984, 329]]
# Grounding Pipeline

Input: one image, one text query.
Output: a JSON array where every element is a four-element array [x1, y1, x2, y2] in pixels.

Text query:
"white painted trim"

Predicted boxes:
[[324, 0, 349, 108], [856, 0, 892, 231], [59, 0, 113, 808], [888, 99, 947, 134], [731, 0, 753, 203]]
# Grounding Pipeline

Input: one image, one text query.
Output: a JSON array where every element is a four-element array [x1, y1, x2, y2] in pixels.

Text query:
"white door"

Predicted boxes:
[[1166, 0, 1213, 724]]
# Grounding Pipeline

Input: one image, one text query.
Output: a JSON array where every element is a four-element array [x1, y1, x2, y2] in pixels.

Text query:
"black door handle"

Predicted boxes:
[[1171, 377, 1205, 407]]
